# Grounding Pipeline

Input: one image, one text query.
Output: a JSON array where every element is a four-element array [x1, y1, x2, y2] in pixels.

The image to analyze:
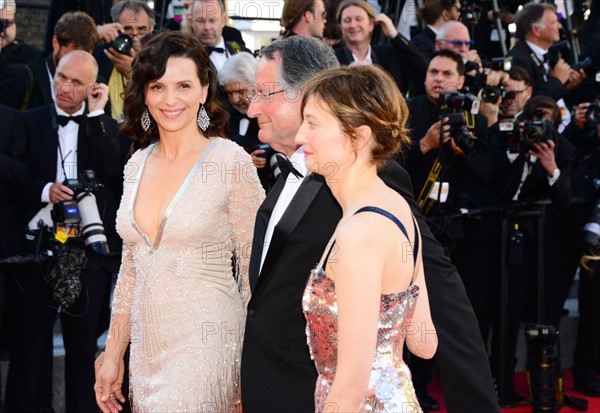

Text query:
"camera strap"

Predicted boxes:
[[417, 158, 443, 216]]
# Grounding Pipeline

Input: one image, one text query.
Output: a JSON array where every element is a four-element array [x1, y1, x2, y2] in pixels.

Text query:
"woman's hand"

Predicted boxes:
[[94, 352, 126, 413]]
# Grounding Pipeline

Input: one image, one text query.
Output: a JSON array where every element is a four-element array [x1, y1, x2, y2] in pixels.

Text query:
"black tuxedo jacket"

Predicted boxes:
[[507, 39, 567, 101], [18, 105, 123, 249], [410, 26, 436, 60], [241, 160, 500, 412], [335, 34, 427, 94], [0, 105, 30, 256]]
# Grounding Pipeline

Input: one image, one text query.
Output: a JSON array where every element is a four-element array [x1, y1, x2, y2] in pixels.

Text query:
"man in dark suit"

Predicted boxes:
[[0, 105, 30, 413], [240, 35, 500, 413], [410, 0, 460, 60], [0, 1, 42, 72], [191, 0, 250, 72], [0, 11, 98, 112], [4, 50, 122, 413]]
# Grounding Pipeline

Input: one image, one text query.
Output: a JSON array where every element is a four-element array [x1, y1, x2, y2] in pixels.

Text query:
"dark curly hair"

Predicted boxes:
[[121, 31, 228, 147]]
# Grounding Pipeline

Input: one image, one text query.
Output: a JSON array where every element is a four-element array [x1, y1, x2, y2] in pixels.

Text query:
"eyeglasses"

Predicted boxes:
[[438, 39, 475, 49], [502, 90, 527, 101], [247, 89, 285, 102]]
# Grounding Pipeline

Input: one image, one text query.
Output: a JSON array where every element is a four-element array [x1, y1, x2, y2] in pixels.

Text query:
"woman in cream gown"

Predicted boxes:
[[95, 32, 264, 413]]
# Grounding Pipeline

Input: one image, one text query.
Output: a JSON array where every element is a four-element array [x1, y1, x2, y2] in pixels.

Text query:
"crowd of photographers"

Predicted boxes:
[[1, 0, 600, 411]]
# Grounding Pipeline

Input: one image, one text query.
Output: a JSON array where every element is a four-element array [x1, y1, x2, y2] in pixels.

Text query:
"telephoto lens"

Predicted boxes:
[[75, 192, 110, 255]]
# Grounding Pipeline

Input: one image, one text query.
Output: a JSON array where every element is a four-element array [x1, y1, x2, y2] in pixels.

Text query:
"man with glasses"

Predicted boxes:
[[280, 0, 326, 38], [436, 20, 480, 65], [95, 0, 155, 124]]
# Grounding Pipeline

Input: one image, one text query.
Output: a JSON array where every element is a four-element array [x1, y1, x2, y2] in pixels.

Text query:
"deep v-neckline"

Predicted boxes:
[[129, 139, 218, 253]]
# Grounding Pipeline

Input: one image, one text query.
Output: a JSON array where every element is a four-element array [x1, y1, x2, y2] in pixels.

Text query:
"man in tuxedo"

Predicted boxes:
[[0, 11, 98, 111], [410, 0, 460, 60], [4, 50, 122, 413], [191, 0, 249, 72], [240, 35, 499, 413]]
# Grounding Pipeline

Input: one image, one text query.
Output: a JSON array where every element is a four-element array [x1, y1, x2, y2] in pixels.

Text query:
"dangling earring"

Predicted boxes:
[[141, 107, 151, 132], [197, 104, 210, 132]]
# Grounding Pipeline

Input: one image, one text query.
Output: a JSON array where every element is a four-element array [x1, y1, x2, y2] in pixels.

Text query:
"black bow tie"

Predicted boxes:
[[276, 155, 303, 180], [57, 115, 83, 127], [206, 46, 225, 55]]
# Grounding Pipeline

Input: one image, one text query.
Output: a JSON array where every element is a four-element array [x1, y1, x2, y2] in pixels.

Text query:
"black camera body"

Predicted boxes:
[[498, 116, 554, 154], [478, 57, 513, 103], [438, 91, 480, 114], [585, 101, 600, 127], [52, 170, 110, 255], [110, 32, 133, 55], [444, 113, 475, 153], [438, 92, 480, 154], [0, 18, 8, 33], [459, 1, 481, 26]]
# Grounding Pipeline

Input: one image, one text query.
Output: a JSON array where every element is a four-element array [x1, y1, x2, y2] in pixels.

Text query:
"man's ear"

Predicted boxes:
[[52, 35, 59, 53]]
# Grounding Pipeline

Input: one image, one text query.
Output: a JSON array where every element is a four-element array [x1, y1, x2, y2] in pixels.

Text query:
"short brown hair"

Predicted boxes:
[[54, 11, 99, 52], [522, 95, 561, 127], [508, 66, 532, 87], [419, 0, 458, 26], [301, 65, 411, 169]]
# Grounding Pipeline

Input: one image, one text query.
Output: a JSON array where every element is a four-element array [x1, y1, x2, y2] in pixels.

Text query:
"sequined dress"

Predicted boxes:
[[302, 206, 423, 413], [111, 138, 264, 412]]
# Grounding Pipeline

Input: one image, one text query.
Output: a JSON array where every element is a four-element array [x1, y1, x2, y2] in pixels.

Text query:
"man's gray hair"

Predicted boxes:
[[218, 52, 257, 85], [259, 36, 340, 91], [111, 0, 156, 29], [515, 2, 556, 40], [436, 20, 469, 41]]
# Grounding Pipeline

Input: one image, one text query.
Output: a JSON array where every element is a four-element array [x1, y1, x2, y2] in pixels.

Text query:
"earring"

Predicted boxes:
[[197, 104, 210, 132], [141, 107, 151, 132]]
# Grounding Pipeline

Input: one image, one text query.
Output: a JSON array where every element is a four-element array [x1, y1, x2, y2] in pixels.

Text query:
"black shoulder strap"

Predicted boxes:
[[19, 64, 34, 112]]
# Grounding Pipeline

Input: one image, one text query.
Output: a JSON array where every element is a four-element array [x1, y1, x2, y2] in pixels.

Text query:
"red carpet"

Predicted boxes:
[[427, 369, 600, 412]]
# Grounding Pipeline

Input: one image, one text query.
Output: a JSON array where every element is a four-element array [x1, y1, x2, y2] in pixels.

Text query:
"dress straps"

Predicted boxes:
[[320, 206, 420, 285]]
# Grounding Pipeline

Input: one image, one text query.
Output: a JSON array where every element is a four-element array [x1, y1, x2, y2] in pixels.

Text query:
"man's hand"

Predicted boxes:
[[97, 23, 124, 44], [87, 83, 110, 113], [550, 59, 571, 84], [374, 13, 398, 39], [530, 140, 558, 176], [573, 102, 591, 129], [49, 183, 74, 204], [565, 68, 586, 92], [250, 149, 267, 169], [103, 48, 136, 79], [420, 119, 451, 154]]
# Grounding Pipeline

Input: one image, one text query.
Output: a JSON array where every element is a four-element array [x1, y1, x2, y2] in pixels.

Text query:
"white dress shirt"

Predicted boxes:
[[209, 37, 229, 72], [259, 146, 309, 273], [27, 104, 103, 230]]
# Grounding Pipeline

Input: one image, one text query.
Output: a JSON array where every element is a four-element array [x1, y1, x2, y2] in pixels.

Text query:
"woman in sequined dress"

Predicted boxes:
[[295, 65, 438, 412], [93, 32, 264, 413]]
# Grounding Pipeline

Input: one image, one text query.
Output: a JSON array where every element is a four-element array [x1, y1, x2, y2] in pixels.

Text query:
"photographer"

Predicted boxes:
[[488, 95, 575, 406], [4, 51, 122, 413], [0, 1, 42, 72], [93, 0, 155, 124], [507, 3, 586, 130], [398, 49, 493, 412], [557, 91, 600, 396]]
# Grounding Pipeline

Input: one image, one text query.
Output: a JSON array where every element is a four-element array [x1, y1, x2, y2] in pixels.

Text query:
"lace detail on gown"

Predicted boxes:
[[111, 138, 264, 412]]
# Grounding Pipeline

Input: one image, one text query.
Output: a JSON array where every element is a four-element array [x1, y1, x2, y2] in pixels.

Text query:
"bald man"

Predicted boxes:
[[5, 50, 123, 413]]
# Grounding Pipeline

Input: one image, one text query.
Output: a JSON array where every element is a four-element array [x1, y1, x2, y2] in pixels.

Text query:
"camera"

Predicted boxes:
[[583, 198, 600, 248], [459, 1, 481, 26], [438, 91, 480, 115], [0, 18, 8, 33], [585, 101, 600, 127], [52, 170, 110, 255], [443, 113, 475, 153], [110, 32, 133, 55], [498, 118, 523, 153], [522, 115, 554, 153], [477, 58, 513, 103]]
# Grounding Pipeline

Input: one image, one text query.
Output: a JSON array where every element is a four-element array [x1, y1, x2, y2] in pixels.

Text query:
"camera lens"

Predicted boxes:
[[482, 86, 502, 103], [585, 104, 600, 127], [111, 33, 133, 55]]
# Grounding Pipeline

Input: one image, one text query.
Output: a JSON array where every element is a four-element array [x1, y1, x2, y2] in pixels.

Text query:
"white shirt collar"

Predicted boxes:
[[288, 146, 309, 182], [351, 44, 373, 64], [55, 102, 86, 118], [525, 40, 548, 63]]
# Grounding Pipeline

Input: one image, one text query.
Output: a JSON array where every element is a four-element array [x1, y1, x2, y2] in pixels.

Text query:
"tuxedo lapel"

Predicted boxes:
[[44, 106, 59, 179], [249, 176, 285, 291], [253, 174, 325, 293]]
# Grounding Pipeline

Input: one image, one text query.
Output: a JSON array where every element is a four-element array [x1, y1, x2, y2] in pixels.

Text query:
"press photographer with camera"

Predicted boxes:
[[0, 0, 42, 73], [93, 1, 155, 125], [398, 48, 493, 411], [4, 50, 122, 413], [487, 95, 575, 407]]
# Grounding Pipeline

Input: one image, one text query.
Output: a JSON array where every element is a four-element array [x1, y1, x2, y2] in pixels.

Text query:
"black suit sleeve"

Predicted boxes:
[[379, 160, 500, 412], [548, 135, 575, 210], [0, 64, 29, 110], [0, 107, 30, 190], [389, 34, 428, 85]]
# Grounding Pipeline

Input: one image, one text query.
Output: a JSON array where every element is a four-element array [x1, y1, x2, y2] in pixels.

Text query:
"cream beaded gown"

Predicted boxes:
[[111, 138, 264, 412]]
